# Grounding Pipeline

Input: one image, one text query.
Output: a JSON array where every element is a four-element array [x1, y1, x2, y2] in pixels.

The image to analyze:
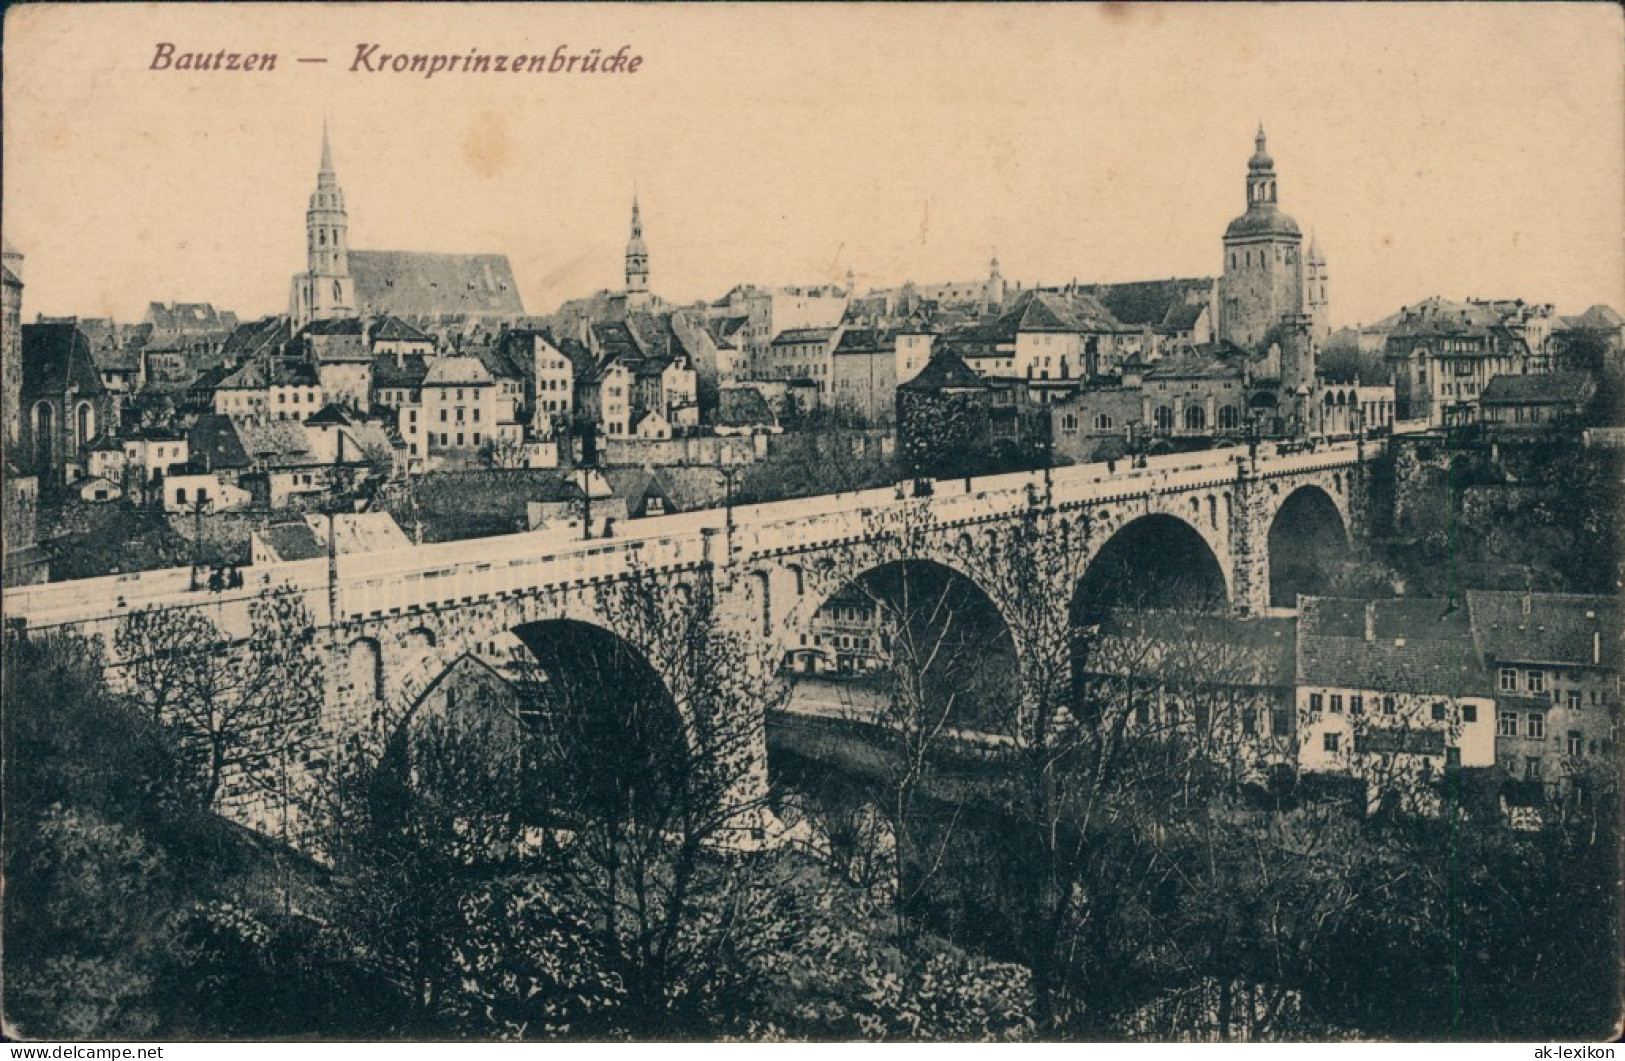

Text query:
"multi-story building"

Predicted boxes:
[[830, 328, 899, 425], [707, 284, 849, 375], [1295, 597, 1497, 815], [1382, 297, 1538, 427], [1468, 591, 1620, 805], [214, 356, 324, 421], [421, 356, 498, 454], [764, 326, 842, 403]]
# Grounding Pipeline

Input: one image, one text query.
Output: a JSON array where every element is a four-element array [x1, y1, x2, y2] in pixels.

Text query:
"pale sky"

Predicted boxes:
[[4, 3, 1621, 328]]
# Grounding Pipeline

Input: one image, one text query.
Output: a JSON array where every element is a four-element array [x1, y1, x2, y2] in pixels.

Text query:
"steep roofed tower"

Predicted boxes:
[[1306, 233, 1330, 339], [289, 122, 357, 328], [1219, 125, 1305, 354], [625, 195, 650, 306]]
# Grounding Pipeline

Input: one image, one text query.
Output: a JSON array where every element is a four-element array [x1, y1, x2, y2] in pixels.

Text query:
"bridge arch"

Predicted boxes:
[[1266, 484, 1350, 608], [787, 556, 1021, 736], [1073, 512, 1229, 627]]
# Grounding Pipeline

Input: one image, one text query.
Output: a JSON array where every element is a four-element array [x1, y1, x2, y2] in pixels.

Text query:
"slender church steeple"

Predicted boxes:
[[624, 194, 650, 302], [290, 121, 356, 326]]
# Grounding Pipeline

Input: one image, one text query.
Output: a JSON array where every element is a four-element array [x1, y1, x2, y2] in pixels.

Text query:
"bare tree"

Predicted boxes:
[[114, 589, 325, 813]]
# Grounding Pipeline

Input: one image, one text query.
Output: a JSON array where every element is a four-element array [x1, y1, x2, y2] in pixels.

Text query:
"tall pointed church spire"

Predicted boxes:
[[293, 121, 354, 327], [625, 192, 650, 300]]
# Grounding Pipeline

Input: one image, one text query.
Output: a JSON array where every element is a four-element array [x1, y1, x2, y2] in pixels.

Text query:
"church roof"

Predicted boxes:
[[302, 317, 365, 336], [21, 322, 106, 400], [349, 250, 525, 319]]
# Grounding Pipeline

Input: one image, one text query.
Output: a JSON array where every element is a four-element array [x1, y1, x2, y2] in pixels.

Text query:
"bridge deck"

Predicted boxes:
[[2, 440, 1366, 630]]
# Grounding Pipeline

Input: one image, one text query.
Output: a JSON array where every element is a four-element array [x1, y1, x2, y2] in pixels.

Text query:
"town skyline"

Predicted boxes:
[[4, 3, 1621, 327]]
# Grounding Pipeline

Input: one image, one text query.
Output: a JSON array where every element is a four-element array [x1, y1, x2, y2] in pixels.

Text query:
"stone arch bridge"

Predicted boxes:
[[3, 439, 1375, 834]]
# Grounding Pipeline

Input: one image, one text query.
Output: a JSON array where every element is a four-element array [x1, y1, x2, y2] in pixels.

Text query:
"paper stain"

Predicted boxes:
[[463, 110, 512, 178]]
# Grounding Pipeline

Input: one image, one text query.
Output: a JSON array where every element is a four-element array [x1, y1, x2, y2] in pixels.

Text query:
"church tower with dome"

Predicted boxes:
[[1219, 125, 1306, 356]]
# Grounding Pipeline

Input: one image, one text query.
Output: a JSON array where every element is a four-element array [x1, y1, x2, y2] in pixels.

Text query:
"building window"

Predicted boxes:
[[1500, 667, 1517, 691], [1527, 713, 1545, 739], [1430, 701, 1446, 721], [1323, 733, 1341, 754], [1382, 696, 1396, 715], [1309, 692, 1323, 712], [1527, 670, 1544, 693], [1566, 690, 1581, 711], [1349, 695, 1364, 715], [1567, 731, 1584, 757], [1329, 694, 1343, 714], [1461, 704, 1477, 723], [1241, 708, 1257, 736], [1524, 756, 1541, 780]]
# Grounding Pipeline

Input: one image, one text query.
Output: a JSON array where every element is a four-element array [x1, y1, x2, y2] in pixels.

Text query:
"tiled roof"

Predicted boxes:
[[147, 302, 238, 334], [187, 415, 253, 470], [1087, 611, 1298, 687], [834, 328, 890, 354], [423, 356, 493, 386], [21, 322, 106, 400], [986, 289, 1121, 341], [771, 327, 837, 347], [304, 404, 359, 426], [898, 351, 986, 392], [302, 317, 365, 336], [1466, 591, 1621, 669], [349, 251, 525, 318], [371, 352, 430, 389], [370, 315, 433, 343], [1386, 297, 1506, 344], [221, 316, 290, 361], [1144, 354, 1243, 381], [1480, 371, 1594, 405], [233, 418, 315, 464], [258, 521, 325, 562], [1297, 597, 1490, 696], [1080, 278, 1213, 329], [476, 345, 530, 384]]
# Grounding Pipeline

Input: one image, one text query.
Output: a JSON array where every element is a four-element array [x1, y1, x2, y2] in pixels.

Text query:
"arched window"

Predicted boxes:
[[32, 401, 54, 472], [76, 402, 94, 448], [1218, 405, 1240, 431], [1184, 404, 1206, 431], [1154, 406, 1174, 432], [333, 280, 343, 302], [319, 230, 326, 246]]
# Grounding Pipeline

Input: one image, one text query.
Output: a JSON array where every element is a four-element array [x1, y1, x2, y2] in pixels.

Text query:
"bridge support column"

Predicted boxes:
[[1228, 462, 1273, 617]]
